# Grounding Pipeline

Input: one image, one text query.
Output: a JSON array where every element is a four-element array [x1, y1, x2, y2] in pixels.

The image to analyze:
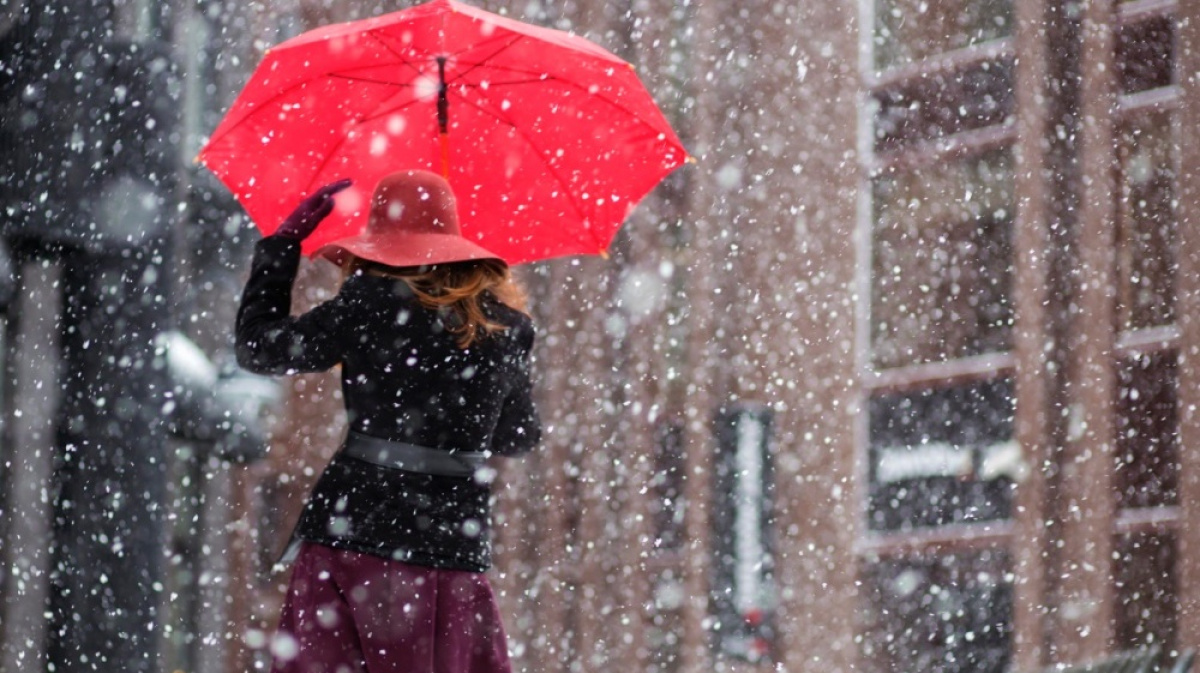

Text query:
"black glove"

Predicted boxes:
[[274, 179, 353, 240]]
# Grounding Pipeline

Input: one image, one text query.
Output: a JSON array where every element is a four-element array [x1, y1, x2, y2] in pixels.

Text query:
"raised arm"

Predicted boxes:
[[235, 180, 353, 375], [234, 237, 348, 375]]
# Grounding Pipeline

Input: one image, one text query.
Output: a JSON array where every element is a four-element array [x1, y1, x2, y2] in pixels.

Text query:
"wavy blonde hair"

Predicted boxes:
[[344, 256, 528, 348]]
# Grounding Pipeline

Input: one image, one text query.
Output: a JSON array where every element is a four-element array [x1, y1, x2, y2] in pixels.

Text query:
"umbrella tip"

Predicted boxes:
[[599, 249, 610, 260], [685, 155, 698, 165]]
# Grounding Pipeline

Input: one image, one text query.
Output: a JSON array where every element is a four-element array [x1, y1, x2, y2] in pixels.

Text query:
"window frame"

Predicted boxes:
[[1113, 0, 1181, 538], [860, 6, 1020, 556], [857, 5, 1023, 671]]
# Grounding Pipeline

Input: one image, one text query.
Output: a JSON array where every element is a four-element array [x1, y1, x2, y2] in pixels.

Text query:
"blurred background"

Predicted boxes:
[[2, 0, 1198, 672]]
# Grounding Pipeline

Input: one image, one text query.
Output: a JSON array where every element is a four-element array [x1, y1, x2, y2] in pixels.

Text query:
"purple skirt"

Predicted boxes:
[[269, 543, 512, 673]]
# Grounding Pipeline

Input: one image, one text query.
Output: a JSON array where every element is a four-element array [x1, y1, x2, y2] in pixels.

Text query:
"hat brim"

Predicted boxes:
[[314, 231, 505, 268]]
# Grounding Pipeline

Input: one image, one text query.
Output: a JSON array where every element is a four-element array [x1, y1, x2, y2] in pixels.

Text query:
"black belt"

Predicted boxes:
[[342, 432, 486, 478]]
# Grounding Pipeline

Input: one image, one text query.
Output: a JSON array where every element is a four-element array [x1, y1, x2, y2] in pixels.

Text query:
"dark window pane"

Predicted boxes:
[[1116, 352, 1178, 509], [1115, 532, 1177, 655], [874, 0, 1013, 71], [874, 58, 1014, 153], [861, 549, 1012, 673], [872, 150, 1014, 370], [1118, 112, 1176, 331], [711, 406, 775, 663], [1117, 16, 1174, 95], [868, 378, 1014, 532], [650, 422, 686, 550]]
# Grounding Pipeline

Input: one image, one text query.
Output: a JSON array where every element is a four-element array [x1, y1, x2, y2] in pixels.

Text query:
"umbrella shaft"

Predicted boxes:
[[437, 56, 448, 133]]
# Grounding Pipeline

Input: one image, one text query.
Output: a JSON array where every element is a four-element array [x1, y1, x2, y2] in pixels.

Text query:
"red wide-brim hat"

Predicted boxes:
[[317, 170, 503, 268]]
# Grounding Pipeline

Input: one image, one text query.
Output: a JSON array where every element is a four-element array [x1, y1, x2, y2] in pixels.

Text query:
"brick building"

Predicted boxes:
[[5, 1, 1200, 672]]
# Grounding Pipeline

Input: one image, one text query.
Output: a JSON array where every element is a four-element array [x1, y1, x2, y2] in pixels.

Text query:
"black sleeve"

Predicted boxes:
[[235, 236, 349, 375], [490, 322, 542, 456]]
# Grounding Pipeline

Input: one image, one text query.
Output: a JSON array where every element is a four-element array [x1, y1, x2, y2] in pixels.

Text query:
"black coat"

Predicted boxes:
[[236, 236, 541, 571]]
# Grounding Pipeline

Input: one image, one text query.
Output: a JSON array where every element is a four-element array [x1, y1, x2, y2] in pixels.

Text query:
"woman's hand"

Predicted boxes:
[[274, 179, 353, 240]]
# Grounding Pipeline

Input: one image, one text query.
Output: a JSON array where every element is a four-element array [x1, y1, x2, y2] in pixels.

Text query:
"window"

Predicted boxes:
[[1110, 0, 1181, 656], [650, 422, 687, 550], [871, 149, 1014, 370], [861, 548, 1012, 673], [711, 406, 775, 663], [1114, 532, 1176, 653], [1116, 352, 1177, 510], [872, 0, 1012, 72], [862, 0, 1189, 668], [868, 378, 1014, 532], [863, 0, 1016, 668], [1117, 111, 1176, 331]]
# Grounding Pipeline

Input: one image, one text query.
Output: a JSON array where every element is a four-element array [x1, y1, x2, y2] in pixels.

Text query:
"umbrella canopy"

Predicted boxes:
[[198, 0, 688, 265]]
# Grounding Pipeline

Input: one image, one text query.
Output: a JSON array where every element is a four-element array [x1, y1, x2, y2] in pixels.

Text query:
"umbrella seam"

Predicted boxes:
[[451, 71, 687, 163], [361, 29, 428, 79], [362, 28, 528, 88], [445, 34, 526, 85], [362, 28, 579, 94], [300, 109, 379, 194], [204, 60, 409, 153], [319, 32, 678, 157], [354, 96, 425, 129], [447, 59, 685, 155], [366, 21, 522, 68], [328, 74, 417, 88], [448, 90, 594, 243]]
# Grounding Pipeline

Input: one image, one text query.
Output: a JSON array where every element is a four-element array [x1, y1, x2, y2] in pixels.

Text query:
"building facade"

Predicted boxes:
[[4, 1, 1200, 672]]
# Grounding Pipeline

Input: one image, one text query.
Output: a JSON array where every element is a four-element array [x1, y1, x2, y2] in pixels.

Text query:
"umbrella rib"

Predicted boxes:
[[362, 29, 428, 79], [345, 34, 671, 148], [299, 93, 436, 195], [447, 35, 526, 85], [205, 77, 357, 148], [450, 91, 592, 236], [207, 36, 424, 150], [328, 74, 416, 88], [455, 77, 549, 88], [359, 28, 522, 83], [443, 58, 678, 149], [355, 96, 425, 126], [450, 61, 553, 80], [510, 74, 682, 156], [299, 113, 379, 194], [445, 31, 527, 62]]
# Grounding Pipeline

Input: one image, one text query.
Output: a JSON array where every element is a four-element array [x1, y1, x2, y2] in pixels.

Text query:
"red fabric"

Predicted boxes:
[[198, 0, 687, 265], [270, 543, 512, 673]]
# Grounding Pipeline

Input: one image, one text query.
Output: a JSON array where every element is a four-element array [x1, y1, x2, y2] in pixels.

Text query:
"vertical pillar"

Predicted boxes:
[[677, 0, 724, 668], [48, 249, 172, 673], [761, 0, 863, 670], [1010, 0, 1055, 667], [1172, 0, 1200, 652], [1056, 0, 1119, 662]]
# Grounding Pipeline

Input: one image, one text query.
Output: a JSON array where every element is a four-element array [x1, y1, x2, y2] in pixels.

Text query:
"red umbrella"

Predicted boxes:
[[198, 0, 688, 265]]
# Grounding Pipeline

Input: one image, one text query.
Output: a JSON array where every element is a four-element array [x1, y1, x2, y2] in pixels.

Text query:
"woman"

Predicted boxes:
[[236, 170, 541, 673]]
